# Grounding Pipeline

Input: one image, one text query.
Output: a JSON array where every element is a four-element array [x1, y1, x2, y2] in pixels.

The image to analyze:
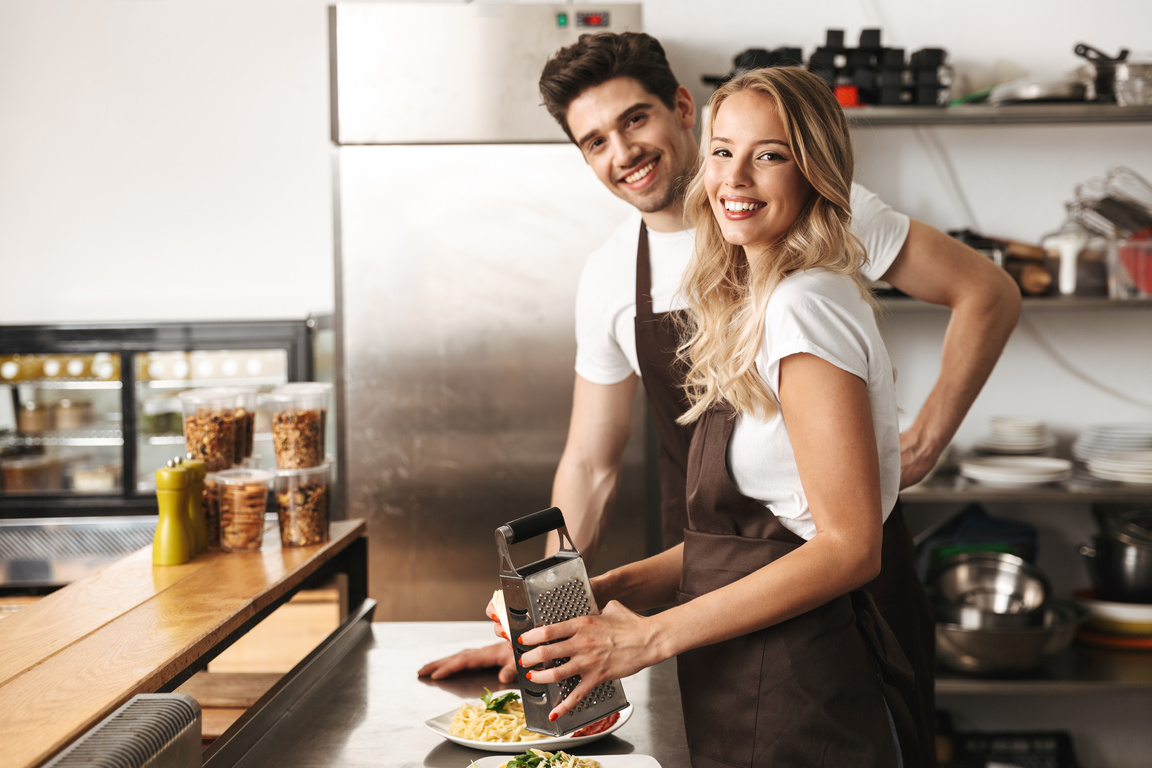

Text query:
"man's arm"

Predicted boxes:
[[546, 373, 638, 565], [880, 219, 1022, 488]]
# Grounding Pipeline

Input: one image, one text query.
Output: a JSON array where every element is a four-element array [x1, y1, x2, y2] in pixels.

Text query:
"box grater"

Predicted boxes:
[[496, 506, 628, 736]]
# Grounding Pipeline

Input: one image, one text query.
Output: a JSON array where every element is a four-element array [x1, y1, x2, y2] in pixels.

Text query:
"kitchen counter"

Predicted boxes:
[[219, 621, 691, 768], [0, 517, 367, 768]]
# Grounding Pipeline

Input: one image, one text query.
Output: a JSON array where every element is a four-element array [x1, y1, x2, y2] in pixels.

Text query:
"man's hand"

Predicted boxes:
[[417, 642, 517, 683], [898, 428, 939, 489]]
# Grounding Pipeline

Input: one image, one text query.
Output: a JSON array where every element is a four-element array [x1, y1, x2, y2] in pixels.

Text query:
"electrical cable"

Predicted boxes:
[[1017, 314, 1152, 411], [913, 126, 981, 230]]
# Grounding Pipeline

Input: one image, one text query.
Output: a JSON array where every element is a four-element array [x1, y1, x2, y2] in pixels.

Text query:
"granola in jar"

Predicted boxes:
[[184, 409, 237, 472], [271, 409, 324, 469]]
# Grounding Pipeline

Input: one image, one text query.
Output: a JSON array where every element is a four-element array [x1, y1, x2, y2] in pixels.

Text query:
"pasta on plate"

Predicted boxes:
[[496, 749, 601, 768], [450, 698, 545, 743]]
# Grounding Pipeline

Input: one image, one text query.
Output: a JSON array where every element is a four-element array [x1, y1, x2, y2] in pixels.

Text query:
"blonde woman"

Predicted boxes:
[[517, 67, 919, 767]]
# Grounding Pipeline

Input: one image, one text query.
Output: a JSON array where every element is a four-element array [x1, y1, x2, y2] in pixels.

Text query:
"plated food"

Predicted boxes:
[[451, 689, 545, 744], [468, 757, 660, 768], [494, 749, 600, 768], [425, 689, 633, 753]]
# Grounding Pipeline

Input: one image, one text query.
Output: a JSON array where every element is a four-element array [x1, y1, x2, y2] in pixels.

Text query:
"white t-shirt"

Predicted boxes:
[[727, 268, 900, 540], [574, 183, 909, 385]]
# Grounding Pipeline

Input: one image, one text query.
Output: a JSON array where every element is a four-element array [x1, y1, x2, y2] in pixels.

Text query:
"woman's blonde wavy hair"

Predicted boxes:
[[677, 66, 870, 425]]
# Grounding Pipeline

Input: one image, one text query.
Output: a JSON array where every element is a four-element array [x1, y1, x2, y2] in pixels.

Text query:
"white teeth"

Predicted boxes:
[[724, 200, 765, 212], [623, 160, 656, 184]]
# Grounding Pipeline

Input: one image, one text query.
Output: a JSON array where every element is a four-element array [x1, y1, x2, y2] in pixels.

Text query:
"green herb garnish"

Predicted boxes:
[[480, 687, 520, 714]]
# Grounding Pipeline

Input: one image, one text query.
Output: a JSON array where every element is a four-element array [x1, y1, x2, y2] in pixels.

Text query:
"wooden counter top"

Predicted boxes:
[[0, 518, 366, 768]]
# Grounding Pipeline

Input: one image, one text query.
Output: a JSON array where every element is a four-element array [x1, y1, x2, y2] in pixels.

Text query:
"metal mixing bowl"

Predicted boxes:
[[936, 598, 1088, 674], [930, 551, 1049, 628]]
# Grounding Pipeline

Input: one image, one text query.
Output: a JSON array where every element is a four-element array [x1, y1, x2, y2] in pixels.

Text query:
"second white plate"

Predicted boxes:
[[467, 756, 660, 768]]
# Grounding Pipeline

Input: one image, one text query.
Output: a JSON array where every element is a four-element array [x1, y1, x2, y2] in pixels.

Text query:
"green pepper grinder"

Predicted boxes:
[[182, 454, 208, 555], [154, 459, 192, 566]]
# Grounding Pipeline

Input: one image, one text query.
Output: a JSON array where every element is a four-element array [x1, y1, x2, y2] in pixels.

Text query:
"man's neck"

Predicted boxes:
[[641, 201, 691, 234]]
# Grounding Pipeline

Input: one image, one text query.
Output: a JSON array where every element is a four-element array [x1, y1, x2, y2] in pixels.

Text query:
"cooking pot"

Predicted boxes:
[[1079, 508, 1152, 603]]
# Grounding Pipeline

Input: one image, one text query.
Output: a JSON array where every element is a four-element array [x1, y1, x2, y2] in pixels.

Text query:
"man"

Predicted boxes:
[[420, 32, 1020, 765]]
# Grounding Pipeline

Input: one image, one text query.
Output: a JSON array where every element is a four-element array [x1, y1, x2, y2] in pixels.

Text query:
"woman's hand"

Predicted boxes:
[[516, 600, 666, 722]]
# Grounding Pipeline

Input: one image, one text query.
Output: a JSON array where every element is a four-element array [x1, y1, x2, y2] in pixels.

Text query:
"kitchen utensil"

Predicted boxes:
[[423, 691, 633, 753], [1080, 507, 1152, 602], [1115, 60, 1152, 107], [930, 551, 1049, 628], [1042, 224, 1089, 295], [496, 506, 628, 737], [1073, 42, 1129, 102], [935, 598, 1086, 674]]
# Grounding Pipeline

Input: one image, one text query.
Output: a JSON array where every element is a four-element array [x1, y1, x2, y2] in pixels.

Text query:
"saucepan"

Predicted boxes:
[[1079, 508, 1152, 603]]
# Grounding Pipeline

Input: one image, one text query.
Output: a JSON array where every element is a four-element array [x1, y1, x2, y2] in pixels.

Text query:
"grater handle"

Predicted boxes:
[[498, 506, 568, 545]]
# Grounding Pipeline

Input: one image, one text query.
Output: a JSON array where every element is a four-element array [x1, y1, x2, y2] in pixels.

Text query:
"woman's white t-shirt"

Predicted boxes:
[[726, 268, 900, 540], [574, 183, 909, 385]]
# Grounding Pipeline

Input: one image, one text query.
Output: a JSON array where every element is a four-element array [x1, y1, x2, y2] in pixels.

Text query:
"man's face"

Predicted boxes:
[[564, 77, 697, 216]]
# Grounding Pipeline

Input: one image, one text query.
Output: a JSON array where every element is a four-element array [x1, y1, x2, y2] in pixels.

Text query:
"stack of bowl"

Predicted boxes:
[[930, 551, 1085, 674]]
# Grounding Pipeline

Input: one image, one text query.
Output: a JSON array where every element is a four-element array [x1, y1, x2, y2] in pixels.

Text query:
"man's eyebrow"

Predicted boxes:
[[575, 102, 655, 148]]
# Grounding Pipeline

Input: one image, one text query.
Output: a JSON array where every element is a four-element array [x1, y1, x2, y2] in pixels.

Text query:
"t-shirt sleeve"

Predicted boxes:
[[573, 254, 635, 385], [851, 183, 910, 282], [760, 277, 871, 392]]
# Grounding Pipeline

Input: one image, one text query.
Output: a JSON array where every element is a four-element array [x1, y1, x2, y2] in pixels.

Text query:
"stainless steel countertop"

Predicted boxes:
[[231, 621, 690, 768]]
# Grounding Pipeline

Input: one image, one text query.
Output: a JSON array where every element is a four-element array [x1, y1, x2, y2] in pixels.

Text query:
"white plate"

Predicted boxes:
[[1086, 467, 1152, 485], [974, 437, 1057, 454], [426, 692, 633, 753], [468, 756, 660, 768], [960, 457, 1071, 487], [1075, 590, 1152, 627]]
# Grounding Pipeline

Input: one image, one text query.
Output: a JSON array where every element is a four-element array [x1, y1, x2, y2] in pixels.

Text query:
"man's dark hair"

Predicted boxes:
[[539, 32, 681, 143]]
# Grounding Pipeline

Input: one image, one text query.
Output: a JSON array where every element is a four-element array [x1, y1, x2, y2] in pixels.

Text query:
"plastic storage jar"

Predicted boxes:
[[271, 382, 332, 458], [179, 388, 241, 472], [215, 468, 273, 552], [273, 460, 331, 547], [262, 388, 328, 469]]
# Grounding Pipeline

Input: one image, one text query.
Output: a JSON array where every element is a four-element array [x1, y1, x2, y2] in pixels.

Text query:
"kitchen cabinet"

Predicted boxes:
[[0, 320, 315, 519]]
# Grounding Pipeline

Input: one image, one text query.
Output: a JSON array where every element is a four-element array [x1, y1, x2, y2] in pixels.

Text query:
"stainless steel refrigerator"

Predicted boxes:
[[329, 2, 654, 620]]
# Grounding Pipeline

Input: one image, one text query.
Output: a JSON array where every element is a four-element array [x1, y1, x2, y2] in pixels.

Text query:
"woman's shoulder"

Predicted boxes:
[[776, 268, 862, 303]]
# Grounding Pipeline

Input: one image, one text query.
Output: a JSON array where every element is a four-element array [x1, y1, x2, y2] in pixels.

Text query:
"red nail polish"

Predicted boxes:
[[549, 712, 558, 722], [525, 671, 533, 680], [517, 636, 524, 644], [501, 632, 508, 640], [492, 614, 499, 622]]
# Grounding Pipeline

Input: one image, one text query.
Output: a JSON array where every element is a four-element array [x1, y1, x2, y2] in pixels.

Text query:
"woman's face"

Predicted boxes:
[[703, 90, 812, 265]]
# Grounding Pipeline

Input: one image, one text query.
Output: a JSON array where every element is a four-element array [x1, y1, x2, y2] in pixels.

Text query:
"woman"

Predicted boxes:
[[514, 67, 919, 767]]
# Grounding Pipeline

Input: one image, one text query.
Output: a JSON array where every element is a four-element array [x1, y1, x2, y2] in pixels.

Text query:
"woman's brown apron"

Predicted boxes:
[[632, 223, 936, 766], [677, 402, 920, 768]]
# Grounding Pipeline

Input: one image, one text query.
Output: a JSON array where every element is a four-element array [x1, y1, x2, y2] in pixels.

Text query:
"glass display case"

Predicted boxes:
[[0, 320, 316, 518]]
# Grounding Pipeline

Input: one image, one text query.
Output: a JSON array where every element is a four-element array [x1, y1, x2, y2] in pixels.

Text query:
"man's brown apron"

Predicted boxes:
[[632, 223, 936, 766]]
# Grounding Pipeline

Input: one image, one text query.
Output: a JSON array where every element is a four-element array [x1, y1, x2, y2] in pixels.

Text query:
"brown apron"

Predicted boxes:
[[677, 402, 920, 768], [631, 222, 936, 765]]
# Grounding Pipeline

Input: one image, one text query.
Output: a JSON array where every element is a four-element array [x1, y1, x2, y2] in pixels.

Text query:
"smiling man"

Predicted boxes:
[[420, 32, 1021, 766]]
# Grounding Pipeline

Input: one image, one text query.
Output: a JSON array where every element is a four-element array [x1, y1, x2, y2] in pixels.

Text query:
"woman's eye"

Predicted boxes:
[[710, 148, 731, 157], [757, 151, 783, 162]]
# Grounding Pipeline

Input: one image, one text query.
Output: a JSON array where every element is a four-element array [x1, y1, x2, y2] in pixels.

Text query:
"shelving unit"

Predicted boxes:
[[847, 103, 1152, 127]]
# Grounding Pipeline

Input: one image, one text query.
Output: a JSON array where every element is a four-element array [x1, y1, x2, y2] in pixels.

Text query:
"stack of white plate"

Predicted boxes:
[[1086, 451, 1152, 485], [1073, 423, 1152, 462], [959, 456, 1073, 488], [973, 416, 1056, 455]]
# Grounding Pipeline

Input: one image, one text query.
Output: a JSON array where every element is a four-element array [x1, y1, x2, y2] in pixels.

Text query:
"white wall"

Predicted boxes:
[[2, 0, 1152, 445], [0, 0, 335, 323]]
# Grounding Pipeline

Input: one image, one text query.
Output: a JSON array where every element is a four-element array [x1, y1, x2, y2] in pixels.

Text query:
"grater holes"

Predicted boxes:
[[558, 678, 617, 714], [533, 579, 592, 625]]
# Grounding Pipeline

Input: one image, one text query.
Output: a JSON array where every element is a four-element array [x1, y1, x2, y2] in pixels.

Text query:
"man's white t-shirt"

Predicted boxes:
[[574, 183, 909, 385], [726, 269, 900, 540]]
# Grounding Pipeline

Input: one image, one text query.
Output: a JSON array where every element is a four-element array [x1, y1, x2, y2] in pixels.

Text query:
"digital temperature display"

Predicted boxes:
[[577, 11, 610, 27]]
